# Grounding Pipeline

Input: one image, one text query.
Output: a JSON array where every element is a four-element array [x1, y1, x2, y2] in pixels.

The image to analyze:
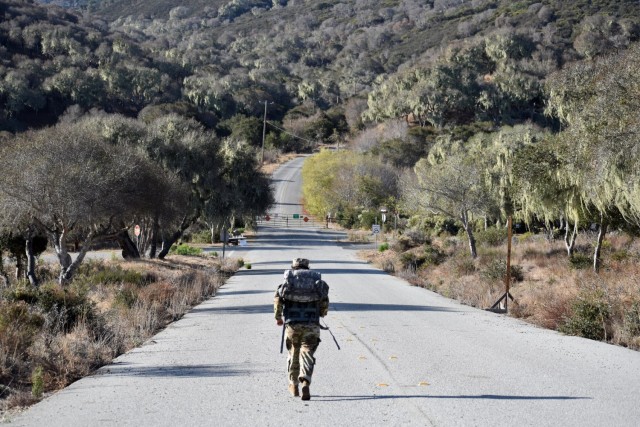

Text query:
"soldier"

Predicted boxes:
[[274, 258, 329, 401]]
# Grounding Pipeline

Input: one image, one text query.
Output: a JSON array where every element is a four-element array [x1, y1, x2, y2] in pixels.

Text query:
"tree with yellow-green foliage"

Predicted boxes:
[[302, 150, 398, 228]]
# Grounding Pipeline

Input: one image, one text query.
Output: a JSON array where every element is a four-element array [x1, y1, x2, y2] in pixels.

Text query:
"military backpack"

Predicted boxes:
[[278, 269, 328, 324]]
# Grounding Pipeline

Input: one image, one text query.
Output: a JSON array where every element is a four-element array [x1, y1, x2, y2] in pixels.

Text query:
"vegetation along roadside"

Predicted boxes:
[[0, 254, 242, 414]]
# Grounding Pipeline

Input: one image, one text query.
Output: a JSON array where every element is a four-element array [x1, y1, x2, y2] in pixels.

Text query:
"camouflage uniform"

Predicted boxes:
[[274, 281, 329, 387]]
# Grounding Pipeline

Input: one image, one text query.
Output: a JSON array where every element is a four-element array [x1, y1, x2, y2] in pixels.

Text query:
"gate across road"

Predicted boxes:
[[256, 213, 321, 228]]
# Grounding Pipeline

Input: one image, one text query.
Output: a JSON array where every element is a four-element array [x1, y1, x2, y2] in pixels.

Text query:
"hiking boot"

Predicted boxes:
[[288, 384, 299, 397], [301, 381, 310, 401]]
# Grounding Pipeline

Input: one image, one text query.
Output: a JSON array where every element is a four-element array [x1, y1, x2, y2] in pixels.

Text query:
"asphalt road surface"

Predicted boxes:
[[10, 156, 640, 426]]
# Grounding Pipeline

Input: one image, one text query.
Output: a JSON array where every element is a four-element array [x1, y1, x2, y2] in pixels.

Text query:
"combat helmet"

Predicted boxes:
[[291, 258, 310, 269]]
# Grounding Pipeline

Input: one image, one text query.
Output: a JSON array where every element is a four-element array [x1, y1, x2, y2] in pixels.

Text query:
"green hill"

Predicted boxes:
[[13, 0, 640, 136]]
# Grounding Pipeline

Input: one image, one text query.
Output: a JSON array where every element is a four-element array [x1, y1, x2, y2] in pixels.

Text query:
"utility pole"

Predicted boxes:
[[261, 100, 268, 165]]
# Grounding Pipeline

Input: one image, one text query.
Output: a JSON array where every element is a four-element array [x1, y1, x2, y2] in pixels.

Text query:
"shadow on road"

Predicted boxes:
[[192, 302, 457, 315], [228, 246, 302, 252], [235, 267, 389, 276], [217, 289, 273, 296], [250, 260, 371, 267], [103, 363, 251, 378], [313, 394, 591, 402]]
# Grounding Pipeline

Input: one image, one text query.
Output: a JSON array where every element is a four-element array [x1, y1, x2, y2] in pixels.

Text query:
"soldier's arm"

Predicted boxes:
[[319, 297, 329, 317], [274, 287, 284, 321]]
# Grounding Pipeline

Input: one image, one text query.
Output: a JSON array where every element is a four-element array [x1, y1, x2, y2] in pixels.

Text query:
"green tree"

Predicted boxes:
[[404, 142, 494, 258], [546, 43, 640, 271], [0, 123, 167, 284], [143, 115, 243, 259]]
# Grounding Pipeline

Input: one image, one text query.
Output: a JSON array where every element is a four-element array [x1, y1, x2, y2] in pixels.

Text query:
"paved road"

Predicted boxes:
[[10, 157, 640, 426]]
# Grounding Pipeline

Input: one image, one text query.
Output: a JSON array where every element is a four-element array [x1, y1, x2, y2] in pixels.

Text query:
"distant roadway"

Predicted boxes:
[[10, 156, 640, 426]]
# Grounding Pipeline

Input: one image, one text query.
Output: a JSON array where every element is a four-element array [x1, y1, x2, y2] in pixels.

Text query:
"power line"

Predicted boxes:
[[266, 120, 316, 145]]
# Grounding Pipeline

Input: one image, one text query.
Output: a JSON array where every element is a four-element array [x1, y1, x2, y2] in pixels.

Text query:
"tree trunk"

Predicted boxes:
[[543, 220, 552, 242], [158, 213, 200, 259], [0, 249, 9, 288], [209, 223, 221, 244], [25, 229, 38, 287], [117, 229, 140, 259], [49, 229, 72, 285], [59, 232, 95, 285], [158, 229, 183, 260], [15, 252, 25, 281], [149, 216, 160, 259], [565, 221, 578, 257], [462, 211, 477, 259], [593, 214, 608, 273]]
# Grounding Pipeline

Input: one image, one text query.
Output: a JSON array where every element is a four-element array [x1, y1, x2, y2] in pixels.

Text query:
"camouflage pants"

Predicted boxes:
[[286, 323, 320, 385]]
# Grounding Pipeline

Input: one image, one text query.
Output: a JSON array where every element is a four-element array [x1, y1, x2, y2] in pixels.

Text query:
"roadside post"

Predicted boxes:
[[134, 225, 141, 252], [372, 224, 381, 248], [221, 228, 228, 260], [488, 215, 516, 313]]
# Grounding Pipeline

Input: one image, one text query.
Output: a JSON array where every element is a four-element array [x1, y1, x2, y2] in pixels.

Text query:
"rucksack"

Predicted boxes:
[[279, 269, 329, 302]]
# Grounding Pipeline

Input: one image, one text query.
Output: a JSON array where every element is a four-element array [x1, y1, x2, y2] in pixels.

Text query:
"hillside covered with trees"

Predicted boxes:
[[2, 0, 640, 407]]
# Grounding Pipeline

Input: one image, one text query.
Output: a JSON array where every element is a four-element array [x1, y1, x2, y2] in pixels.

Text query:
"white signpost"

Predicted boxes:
[[372, 224, 381, 247]]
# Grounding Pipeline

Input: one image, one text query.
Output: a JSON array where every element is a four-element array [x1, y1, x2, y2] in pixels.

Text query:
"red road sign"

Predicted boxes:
[[134, 225, 141, 236], [303, 217, 309, 222], [265, 215, 270, 221]]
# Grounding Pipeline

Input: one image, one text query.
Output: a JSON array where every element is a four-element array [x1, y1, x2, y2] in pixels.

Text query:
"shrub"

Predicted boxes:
[[379, 242, 389, 252], [0, 300, 45, 354], [380, 258, 395, 273], [423, 245, 446, 266], [433, 217, 460, 236], [569, 253, 592, 270], [4, 284, 40, 304], [36, 284, 96, 332], [560, 289, 610, 340], [189, 230, 213, 244], [85, 265, 150, 287], [113, 284, 139, 309], [137, 282, 176, 306], [393, 236, 413, 252], [170, 244, 203, 256], [476, 227, 508, 246], [623, 302, 640, 338], [403, 228, 430, 246], [31, 366, 44, 398], [516, 231, 535, 243], [610, 250, 630, 262], [481, 260, 524, 282], [245, 263, 252, 269], [453, 257, 476, 276], [400, 251, 426, 271]]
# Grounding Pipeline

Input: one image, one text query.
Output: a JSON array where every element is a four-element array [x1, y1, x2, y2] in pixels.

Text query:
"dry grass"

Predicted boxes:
[[0, 255, 239, 413], [365, 231, 640, 349], [260, 152, 302, 175]]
